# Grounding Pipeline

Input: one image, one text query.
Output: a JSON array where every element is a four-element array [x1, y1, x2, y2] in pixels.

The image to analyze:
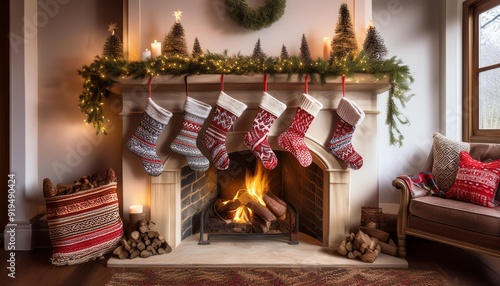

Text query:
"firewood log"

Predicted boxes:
[[359, 226, 391, 243], [130, 231, 140, 241], [264, 193, 287, 219], [215, 199, 241, 213], [129, 249, 140, 259], [246, 200, 276, 222], [140, 250, 151, 258]]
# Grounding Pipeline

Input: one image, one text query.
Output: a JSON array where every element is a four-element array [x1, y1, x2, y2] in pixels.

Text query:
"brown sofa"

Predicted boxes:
[[393, 139, 500, 258]]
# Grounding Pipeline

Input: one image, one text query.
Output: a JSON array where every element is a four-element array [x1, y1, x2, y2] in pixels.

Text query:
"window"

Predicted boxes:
[[463, 0, 500, 142]]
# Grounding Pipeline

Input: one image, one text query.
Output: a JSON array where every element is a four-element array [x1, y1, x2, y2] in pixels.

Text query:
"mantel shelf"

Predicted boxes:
[[113, 73, 391, 94]]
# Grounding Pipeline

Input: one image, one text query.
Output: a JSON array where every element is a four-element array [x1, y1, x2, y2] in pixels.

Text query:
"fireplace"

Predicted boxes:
[[197, 151, 300, 245], [118, 74, 389, 249]]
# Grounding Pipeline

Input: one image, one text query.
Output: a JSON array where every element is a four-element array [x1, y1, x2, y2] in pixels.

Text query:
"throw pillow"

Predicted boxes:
[[445, 151, 500, 208], [432, 132, 470, 192], [45, 179, 123, 265]]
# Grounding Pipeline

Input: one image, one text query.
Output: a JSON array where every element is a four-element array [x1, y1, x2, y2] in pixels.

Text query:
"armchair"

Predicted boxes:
[[393, 134, 500, 258]]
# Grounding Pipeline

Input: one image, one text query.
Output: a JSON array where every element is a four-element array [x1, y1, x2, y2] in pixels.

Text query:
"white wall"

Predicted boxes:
[[11, 0, 458, 217], [374, 0, 443, 211], [130, 0, 368, 61], [35, 0, 124, 211]]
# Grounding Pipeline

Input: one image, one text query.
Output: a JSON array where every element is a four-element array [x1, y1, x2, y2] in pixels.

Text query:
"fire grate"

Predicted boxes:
[[198, 197, 299, 245]]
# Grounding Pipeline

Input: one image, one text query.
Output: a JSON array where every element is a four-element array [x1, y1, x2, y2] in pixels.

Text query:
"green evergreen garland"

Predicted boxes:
[[78, 51, 413, 146]]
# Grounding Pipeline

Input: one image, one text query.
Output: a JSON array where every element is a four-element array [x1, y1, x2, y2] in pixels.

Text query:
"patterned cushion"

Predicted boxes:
[[45, 182, 123, 265], [445, 151, 500, 208], [432, 132, 470, 192]]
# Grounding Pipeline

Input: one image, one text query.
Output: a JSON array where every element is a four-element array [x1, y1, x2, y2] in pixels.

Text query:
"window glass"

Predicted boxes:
[[479, 4, 500, 68], [478, 68, 500, 129]]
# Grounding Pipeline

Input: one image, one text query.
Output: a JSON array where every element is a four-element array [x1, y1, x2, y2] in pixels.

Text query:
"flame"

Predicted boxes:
[[230, 162, 269, 223]]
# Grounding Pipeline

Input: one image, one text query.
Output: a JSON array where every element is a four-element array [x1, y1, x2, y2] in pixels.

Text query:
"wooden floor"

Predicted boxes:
[[1, 236, 499, 286]]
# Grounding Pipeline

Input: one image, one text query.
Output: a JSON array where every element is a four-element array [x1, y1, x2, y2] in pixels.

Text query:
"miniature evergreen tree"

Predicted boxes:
[[192, 37, 203, 57], [362, 25, 388, 60], [299, 34, 312, 64], [162, 10, 188, 57], [331, 3, 358, 59], [252, 38, 267, 60], [280, 44, 289, 59], [102, 23, 123, 59]]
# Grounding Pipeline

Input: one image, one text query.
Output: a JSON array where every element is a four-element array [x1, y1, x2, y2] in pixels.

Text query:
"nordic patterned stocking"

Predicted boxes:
[[202, 92, 247, 170], [127, 98, 173, 176], [328, 97, 365, 170], [170, 97, 212, 171], [244, 92, 286, 170], [278, 93, 323, 167]]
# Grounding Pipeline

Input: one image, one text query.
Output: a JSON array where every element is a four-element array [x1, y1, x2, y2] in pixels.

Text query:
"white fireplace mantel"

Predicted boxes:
[[117, 74, 389, 248]]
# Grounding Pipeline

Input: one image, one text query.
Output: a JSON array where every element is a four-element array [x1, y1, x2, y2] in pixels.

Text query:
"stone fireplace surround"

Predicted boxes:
[[118, 74, 389, 250]]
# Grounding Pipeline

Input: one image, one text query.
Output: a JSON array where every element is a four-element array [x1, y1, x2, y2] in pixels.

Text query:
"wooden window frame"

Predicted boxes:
[[463, 0, 500, 143]]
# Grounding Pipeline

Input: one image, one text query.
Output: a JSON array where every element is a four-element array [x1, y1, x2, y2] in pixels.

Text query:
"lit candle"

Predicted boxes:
[[151, 40, 161, 58], [141, 49, 151, 61], [129, 204, 143, 214], [323, 37, 332, 60]]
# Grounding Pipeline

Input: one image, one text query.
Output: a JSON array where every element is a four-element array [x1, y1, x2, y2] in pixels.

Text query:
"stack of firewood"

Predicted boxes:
[[113, 218, 172, 259], [43, 168, 117, 198], [337, 229, 382, 263]]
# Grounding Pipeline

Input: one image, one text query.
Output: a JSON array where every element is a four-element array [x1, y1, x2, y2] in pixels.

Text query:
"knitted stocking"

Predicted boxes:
[[328, 97, 365, 170], [277, 93, 323, 167], [202, 92, 247, 170], [244, 92, 286, 170], [170, 97, 212, 171], [127, 98, 173, 176]]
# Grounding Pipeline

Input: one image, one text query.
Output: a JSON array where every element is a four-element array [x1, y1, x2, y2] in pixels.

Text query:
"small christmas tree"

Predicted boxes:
[[162, 10, 188, 57], [299, 34, 312, 64], [280, 44, 289, 59], [192, 37, 203, 57], [362, 25, 388, 60], [252, 38, 267, 60], [102, 23, 123, 59], [331, 3, 358, 59]]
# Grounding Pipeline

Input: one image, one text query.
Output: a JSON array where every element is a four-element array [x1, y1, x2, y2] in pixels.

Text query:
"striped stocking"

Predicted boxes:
[[170, 97, 212, 171], [202, 92, 247, 170], [127, 98, 172, 176], [278, 93, 323, 167], [244, 92, 286, 170], [328, 97, 365, 170]]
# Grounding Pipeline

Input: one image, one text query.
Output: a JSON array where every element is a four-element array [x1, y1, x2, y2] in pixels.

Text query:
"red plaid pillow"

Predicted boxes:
[[445, 151, 500, 208]]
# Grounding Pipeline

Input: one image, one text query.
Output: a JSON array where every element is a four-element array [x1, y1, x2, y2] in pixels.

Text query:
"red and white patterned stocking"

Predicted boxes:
[[202, 92, 247, 170], [328, 97, 365, 170], [244, 92, 286, 170], [278, 93, 323, 167]]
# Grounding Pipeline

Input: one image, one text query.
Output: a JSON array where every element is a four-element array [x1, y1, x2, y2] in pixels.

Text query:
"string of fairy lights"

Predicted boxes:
[[78, 52, 413, 146]]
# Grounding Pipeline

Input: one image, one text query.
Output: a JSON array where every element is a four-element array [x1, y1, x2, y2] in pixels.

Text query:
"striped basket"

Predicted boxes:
[[45, 182, 123, 265]]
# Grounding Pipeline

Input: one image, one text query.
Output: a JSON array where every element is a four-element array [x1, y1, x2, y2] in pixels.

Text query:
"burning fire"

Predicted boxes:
[[230, 162, 269, 223]]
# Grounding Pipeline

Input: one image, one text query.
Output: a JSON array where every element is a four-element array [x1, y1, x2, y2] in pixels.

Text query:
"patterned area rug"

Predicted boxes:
[[106, 268, 450, 286]]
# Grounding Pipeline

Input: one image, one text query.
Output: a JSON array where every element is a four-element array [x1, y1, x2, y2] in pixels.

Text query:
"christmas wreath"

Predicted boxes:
[[225, 0, 286, 30]]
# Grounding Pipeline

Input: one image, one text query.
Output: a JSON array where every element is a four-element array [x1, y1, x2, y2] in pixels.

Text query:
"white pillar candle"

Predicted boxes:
[[151, 40, 161, 58], [323, 37, 332, 60], [141, 49, 151, 61], [129, 204, 143, 214]]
